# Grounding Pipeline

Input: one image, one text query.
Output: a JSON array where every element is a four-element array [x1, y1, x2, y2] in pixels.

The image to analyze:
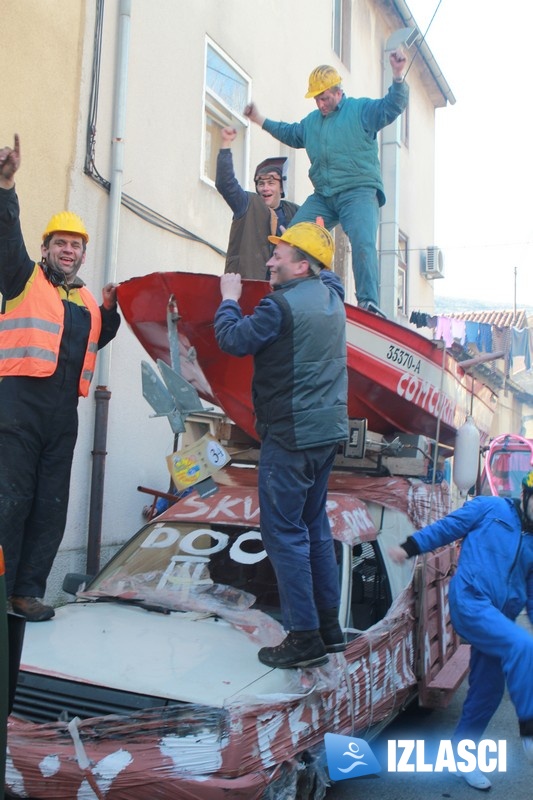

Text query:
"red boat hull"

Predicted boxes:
[[117, 272, 494, 448]]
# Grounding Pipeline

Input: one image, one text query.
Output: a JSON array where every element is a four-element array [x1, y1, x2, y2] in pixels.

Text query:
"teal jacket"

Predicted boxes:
[[262, 81, 408, 205]]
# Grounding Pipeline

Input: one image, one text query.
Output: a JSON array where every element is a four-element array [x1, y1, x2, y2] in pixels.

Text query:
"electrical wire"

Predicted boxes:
[[84, 0, 227, 260], [404, 0, 443, 81]]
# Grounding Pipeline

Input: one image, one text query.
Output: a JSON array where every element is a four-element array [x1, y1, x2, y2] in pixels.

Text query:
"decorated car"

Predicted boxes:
[[6, 462, 467, 800]]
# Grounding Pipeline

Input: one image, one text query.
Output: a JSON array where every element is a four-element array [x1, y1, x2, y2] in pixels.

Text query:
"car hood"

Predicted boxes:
[[19, 602, 296, 707]]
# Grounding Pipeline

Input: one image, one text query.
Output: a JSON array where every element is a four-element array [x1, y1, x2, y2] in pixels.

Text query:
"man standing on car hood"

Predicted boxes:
[[215, 222, 348, 669]]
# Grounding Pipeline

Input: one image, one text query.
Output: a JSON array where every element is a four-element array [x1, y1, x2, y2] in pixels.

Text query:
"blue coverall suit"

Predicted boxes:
[[214, 271, 348, 632], [403, 495, 533, 739], [0, 187, 120, 598], [261, 81, 408, 308]]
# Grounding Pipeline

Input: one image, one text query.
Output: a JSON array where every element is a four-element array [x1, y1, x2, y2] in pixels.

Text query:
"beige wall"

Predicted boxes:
[[1, 0, 462, 603], [0, 0, 85, 249]]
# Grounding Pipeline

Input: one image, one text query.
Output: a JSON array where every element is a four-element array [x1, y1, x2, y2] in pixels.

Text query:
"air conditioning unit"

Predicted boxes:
[[422, 246, 445, 279]]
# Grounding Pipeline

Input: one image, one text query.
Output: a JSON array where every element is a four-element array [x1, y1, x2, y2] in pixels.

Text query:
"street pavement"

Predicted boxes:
[[325, 678, 532, 799]]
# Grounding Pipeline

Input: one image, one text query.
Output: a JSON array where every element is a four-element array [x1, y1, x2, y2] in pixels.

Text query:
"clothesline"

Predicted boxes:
[[409, 312, 532, 376]]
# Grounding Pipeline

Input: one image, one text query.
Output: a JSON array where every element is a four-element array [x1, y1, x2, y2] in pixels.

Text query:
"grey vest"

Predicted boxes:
[[253, 276, 348, 450]]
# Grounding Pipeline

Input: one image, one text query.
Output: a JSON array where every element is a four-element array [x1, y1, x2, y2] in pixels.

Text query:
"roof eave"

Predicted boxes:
[[384, 0, 456, 107]]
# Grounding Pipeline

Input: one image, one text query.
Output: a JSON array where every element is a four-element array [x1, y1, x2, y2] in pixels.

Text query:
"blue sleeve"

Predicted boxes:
[[214, 296, 283, 356], [215, 149, 250, 219], [527, 569, 533, 625], [320, 269, 345, 302], [360, 81, 409, 134], [262, 118, 306, 149], [413, 496, 491, 553], [0, 187, 34, 299]]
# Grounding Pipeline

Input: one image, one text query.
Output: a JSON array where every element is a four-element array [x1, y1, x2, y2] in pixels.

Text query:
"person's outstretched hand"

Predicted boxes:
[[220, 272, 243, 302], [0, 134, 21, 188], [388, 545, 408, 564], [244, 102, 265, 127], [221, 127, 237, 146]]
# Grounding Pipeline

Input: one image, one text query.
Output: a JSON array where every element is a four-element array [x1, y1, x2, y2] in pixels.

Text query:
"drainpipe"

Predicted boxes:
[[86, 0, 132, 574]]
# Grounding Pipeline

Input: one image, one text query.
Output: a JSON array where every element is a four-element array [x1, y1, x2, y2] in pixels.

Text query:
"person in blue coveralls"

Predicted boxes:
[[214, 222, 348, 670], [389, 471, 533, 791]]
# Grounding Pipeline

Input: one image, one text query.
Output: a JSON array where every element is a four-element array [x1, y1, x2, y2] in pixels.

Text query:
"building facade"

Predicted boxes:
[[2, 0, 470, 603]]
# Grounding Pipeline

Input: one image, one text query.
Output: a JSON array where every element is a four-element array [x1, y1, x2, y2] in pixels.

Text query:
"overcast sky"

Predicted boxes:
[[405, 0, 532, 308]]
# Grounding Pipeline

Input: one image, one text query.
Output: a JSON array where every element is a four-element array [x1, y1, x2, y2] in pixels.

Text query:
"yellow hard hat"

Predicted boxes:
[[305, 65, 343, 98], [268, 222, 334, 269], [42, 211, 89, 244]]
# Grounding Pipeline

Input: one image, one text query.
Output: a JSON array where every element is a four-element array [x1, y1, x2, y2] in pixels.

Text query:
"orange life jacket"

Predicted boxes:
[[0, 264, 101, 397]]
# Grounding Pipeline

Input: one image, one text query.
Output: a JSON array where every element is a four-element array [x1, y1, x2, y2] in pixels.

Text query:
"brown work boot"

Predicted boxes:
[[10, 596, 55, 622], [258, 631, 328, 669]]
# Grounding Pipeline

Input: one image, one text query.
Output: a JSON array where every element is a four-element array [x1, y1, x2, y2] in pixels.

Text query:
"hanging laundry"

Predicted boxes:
[[492, 326, 511, 377], [450, 318, 466, 345], [435, 316, 453, 346], [409, 310, 429, 328], [479, 323, 493, 353], [464, 320, 481, 351], [510, 327, 531, 375]]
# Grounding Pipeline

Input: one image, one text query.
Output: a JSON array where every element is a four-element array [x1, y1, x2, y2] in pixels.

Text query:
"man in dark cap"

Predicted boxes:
[[215, 127, 299, 279]]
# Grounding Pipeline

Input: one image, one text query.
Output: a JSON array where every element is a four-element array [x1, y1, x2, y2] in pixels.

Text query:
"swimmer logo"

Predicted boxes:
[[325, 733, 382, 781]]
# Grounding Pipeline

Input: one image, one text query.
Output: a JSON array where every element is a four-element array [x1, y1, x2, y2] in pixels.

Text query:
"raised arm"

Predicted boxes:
[[0, 134, 21, 189], [215, 127, 249, 218]]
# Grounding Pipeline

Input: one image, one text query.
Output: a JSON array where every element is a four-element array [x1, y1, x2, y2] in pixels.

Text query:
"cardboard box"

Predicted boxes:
[[167, 433, 230, 491]]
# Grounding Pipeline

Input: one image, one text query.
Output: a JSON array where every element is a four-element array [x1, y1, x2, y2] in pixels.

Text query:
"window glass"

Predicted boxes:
[[203, 40, 250, 185], [206, 46, 248, 110], [83, 521, 281, 620], [332, 0, 351, 68]]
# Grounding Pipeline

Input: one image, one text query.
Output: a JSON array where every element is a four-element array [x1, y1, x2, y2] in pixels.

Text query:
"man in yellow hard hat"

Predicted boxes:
[[0, 134, 120, 621], [215, 126, 299, 279], [245, 50, 408, 311], [215, 222, 348, 669]]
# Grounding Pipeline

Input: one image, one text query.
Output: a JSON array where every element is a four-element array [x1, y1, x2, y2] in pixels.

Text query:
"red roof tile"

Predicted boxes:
[[447, 309, 528, 329]]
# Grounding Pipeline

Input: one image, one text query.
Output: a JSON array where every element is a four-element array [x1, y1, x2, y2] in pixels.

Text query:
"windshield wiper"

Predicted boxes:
[[88, 595, 172, 615]]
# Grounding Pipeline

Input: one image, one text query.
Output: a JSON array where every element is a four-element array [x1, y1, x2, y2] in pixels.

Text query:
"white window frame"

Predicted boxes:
[[397, 231, 408, 315], [202, 38, 251, 188], [332, 0, 351, 68]]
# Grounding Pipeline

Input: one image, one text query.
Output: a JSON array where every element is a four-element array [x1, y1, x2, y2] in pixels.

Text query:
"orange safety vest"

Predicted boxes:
[[0, 264, 102, 397]]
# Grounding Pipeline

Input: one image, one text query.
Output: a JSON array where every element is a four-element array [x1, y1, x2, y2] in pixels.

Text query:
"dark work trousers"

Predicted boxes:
[[258, 433, 340, 632], [0, 300, 90, 598], [0, 375, 79, 597]]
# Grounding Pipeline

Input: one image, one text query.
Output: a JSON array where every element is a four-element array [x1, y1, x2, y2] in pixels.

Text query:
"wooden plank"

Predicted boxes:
[[419, 643, 471, 709], [427, 643, 471, 691]]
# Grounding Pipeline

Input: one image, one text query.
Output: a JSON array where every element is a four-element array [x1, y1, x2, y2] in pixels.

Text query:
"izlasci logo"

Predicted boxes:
[[388, 739, 507, 773], [324, 733, 381, 781], [325, 735, 507, 782]]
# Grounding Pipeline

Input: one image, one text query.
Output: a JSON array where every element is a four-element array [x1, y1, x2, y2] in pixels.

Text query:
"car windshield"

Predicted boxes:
[[80, 520, 281, 620], [480, 448, 533, 498]]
